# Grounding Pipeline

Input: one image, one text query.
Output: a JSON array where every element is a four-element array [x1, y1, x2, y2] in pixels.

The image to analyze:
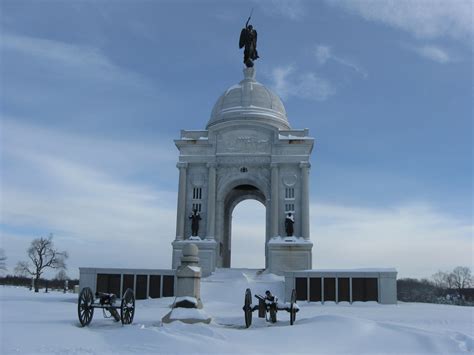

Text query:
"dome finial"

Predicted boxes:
[[243, 67, 256, 81]]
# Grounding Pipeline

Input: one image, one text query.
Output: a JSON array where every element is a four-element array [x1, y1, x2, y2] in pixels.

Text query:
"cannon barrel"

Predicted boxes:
[[95, 292, 117, 305]]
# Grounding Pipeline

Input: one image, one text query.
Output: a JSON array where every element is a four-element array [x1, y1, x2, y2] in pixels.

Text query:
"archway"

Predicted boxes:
[[221, 184, 270, 268], [229, 199, 266, 269]]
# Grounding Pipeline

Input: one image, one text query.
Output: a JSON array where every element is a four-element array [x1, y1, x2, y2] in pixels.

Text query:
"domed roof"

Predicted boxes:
[[207, 67, 290, 130]]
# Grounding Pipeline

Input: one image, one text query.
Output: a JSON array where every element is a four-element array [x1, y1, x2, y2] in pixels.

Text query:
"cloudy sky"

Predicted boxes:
[[1, 0, 472, 279]]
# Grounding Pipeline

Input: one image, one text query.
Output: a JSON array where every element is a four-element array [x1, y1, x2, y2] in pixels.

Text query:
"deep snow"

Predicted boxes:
[[1, 269, 473, 354]]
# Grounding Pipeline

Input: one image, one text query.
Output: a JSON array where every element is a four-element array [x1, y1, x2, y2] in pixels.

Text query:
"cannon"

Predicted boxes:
[[77, 287, 135, 327], [242, 288, 298, 328]]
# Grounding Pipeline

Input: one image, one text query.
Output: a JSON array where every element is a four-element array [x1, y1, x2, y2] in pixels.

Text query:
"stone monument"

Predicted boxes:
[[171, 66, 314, 276], [171, 21, 314, 276], [162, 244, 211, 324]]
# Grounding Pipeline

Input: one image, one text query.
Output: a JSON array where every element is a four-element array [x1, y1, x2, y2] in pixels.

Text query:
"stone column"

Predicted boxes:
[[271, 163, 279, 237], [216, 199, 224, 267], [300, 162, 311, 240], [175, 162, 188, 240], [206, 163, 216, 240]]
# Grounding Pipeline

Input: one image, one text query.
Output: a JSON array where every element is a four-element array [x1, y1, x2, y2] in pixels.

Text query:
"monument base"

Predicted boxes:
[[162, 307, 212, 324], [267, 236, 313, 275], [172, 239, 217, 277]]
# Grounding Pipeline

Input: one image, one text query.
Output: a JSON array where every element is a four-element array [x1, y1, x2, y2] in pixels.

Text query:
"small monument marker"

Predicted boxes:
[[162, 244, 211, 324]]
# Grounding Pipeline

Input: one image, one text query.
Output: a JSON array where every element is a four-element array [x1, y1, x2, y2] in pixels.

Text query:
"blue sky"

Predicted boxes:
[[1, 0, 472, 278]]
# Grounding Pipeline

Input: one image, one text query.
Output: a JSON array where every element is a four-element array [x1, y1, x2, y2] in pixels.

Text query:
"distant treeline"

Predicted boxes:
[[397, 278, 474, 306], [0, 275, 79, 291]]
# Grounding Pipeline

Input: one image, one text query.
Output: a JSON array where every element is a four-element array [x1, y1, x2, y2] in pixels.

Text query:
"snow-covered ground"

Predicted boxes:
[[1, 269, 473, 354]]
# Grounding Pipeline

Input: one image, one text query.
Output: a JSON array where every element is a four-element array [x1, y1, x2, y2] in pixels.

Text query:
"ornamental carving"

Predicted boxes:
[[282, 174, 298, 187]]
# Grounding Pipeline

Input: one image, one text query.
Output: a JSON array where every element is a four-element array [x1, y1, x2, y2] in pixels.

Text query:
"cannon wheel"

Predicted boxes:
[[120, 288, 135, 325], [290, 288, 297, 325], [243, 288, 252, 328], [78, 287, 94, 327]]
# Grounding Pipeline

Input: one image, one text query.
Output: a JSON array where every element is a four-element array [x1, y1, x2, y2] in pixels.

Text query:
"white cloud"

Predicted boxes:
[[1, 33, 156, 93], [327, 0, 473, 42], [1, 120, 178, 277], [1, 118, 175, 177], [405, 44, 454, 64], [272, 65, 295, 99], [315, 44, 368, 78], [256, 0, 305, 21], [315, 45, 332, 65], [311, 202, 473, 278], [271, 65, 336, 101], [228, 200, 473, 278], [231, 200, 266, 268]]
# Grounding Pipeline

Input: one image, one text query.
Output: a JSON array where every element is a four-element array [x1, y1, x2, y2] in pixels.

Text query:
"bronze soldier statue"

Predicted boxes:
[[189, 208, 202, 237], [239, 14, 259, 68], [285, 213, 294, 237]]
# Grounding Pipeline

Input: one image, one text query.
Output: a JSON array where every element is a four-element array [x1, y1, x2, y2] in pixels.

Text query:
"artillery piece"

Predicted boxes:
[[77, 287, 135, 327], [242, 288, 298, 328]]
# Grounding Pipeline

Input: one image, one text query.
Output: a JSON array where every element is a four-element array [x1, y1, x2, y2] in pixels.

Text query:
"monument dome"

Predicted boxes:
[[207, 67, 290, 130]]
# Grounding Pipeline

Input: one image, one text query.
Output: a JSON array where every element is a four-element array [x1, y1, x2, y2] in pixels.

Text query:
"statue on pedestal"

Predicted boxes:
[[285, 213, 294, 237], [239, 12, 259, 68], [189, 208, 201, 237]]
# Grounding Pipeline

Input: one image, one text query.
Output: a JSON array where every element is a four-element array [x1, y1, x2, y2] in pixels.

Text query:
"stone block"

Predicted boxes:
[[267, 237, 313, 275]]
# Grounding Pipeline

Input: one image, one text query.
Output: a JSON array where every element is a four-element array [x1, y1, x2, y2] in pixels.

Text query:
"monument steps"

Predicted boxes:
[[201, 268, 285, 307]]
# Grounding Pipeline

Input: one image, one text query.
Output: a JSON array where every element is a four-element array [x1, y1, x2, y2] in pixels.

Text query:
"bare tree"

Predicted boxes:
[[15, 234, 68, 292], [432, 270, 455, 289], [451, 266, 472, 293], [0, 248, 6, 272]]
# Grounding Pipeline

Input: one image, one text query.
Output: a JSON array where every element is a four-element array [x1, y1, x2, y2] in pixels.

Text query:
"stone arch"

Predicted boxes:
[[217, 180, 271, 268], [217, 174, 270, 203]]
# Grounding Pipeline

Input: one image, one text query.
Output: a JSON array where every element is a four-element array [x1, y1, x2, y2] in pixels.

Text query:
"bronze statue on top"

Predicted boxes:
[[239, 11, 259, 68]]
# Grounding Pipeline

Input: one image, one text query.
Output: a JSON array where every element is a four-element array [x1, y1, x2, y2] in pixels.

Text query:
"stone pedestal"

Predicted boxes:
[[267, 236, 313, 275], [175, 243, 203, 308], [172, 238, 217, 277], [162, 244, 211, 324]]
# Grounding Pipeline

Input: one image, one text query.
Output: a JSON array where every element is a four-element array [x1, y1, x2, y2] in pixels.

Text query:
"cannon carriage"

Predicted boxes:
[[77, 287, 135, 327], [242, 288, 298, 328]]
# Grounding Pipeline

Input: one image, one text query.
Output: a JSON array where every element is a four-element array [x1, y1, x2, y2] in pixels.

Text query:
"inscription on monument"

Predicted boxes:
[[217, 130, 271, 154]]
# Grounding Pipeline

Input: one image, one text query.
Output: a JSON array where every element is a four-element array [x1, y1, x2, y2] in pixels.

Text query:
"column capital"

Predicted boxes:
[[299, 161, 311, 169], [206, 162, 217, 169], [177, 162, 189, 169], [270, 162, 279, 169]]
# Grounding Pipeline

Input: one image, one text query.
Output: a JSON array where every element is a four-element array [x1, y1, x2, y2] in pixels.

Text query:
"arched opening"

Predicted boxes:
[[220, 183, 269, 268], [230, 199, 266, 269]]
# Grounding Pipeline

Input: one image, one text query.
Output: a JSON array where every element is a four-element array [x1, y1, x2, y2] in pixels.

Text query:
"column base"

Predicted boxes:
[[172, 239, 217, 277], [267, 236, 313, 275]]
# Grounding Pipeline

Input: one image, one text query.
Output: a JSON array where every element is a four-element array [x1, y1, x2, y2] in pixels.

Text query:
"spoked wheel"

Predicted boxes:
[[243, 288, 252, 328], [120, 288, 135, 325], [290, 288, 297, 326], [78, 287, 94, 327]]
